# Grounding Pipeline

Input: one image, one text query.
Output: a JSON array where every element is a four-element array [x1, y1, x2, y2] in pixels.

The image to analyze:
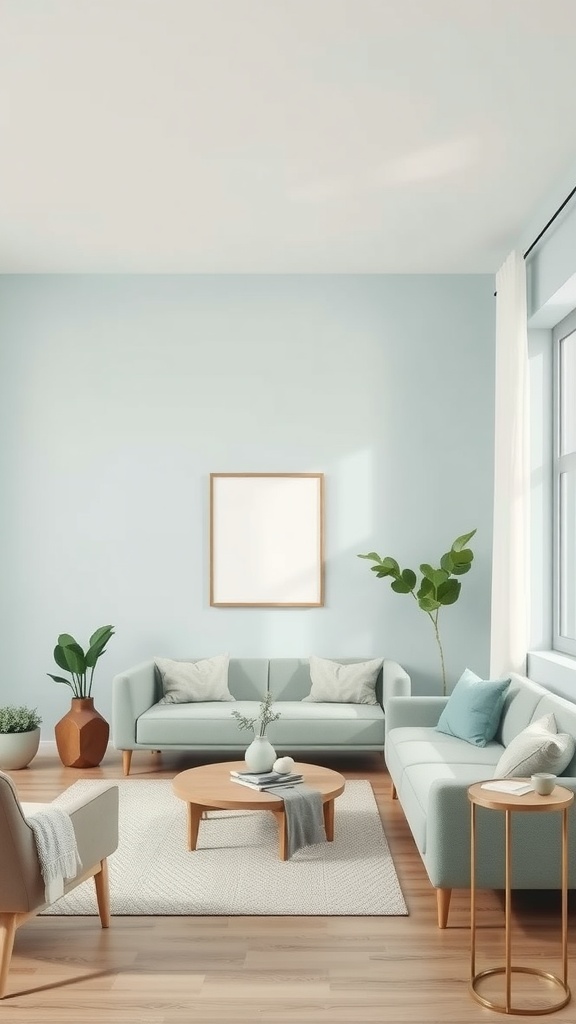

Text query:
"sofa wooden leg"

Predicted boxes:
[[94, 859, 110, 928], [0, 913, 17, 999], [436, 887, 452, 928], [391, 782, 398, 799], [122, 750, 132, 776]]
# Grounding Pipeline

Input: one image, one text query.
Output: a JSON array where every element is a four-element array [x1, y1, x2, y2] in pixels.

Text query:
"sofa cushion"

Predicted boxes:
[[530, 694, 576, 775], [137, 700, 260, 745], [436, 668, 510, 747], [302, 656, 383, 705], [495, 713, 576, 778], [268, 700, 385, 747], [156, 655, 234, 704]]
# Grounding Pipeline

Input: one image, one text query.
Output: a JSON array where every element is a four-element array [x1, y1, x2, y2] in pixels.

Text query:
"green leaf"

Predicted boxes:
[[451, 529, 477, 552], [89, 624, 114, 647], [417, 577, 434, 599], [358, 552, 382, 562], [380, 557, 400, 575], [401, 568, 417, 589], [418, 596, 441, 611], [47, 673, 73, 687], [61, 642, 86, 675], [420, 563, 436, 581], [58, 633, 78, 648], [437, 579, 461, 605], [440, 551, 455, 573], [421, 567, 449, 589], [85, 635, 111, 668], [390, 579, 412, 594], [451, 548, 473, 565], [372, 564, 394, 577], [53, 644, 71, 672], [451, 562, 471, 575]]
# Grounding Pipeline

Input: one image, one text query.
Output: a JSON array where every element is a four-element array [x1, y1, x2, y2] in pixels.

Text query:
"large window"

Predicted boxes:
[[553, 312, 576, 655]]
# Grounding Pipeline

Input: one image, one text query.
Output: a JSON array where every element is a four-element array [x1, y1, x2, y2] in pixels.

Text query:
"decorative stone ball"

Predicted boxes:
[[273, 755, 295, 775]]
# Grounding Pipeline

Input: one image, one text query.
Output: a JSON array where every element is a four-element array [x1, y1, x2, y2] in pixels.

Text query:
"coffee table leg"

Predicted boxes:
[[324, 799, 335, 841], [272, 810, 288, 860], [187, 803, 203, 851]]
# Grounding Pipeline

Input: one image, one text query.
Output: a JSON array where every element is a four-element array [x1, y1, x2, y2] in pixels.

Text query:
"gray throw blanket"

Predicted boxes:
[[26, 807, 82, 903], [268, 783, 327, 858]]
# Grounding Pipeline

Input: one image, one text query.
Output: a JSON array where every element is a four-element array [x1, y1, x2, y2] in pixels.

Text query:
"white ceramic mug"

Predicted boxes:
[[531, 772, 557, 796]]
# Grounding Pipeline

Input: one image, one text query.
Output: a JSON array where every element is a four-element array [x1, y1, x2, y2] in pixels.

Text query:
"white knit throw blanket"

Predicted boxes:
[[27, 808, 82, 903]]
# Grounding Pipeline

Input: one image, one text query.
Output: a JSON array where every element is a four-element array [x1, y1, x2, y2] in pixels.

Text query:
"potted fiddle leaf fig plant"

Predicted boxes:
[[47, 624, 115, 768], [0, 705, 42, 770], [358, 530, 476, 696]]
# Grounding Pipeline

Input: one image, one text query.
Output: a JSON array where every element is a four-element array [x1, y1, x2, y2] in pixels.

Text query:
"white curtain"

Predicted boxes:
[[490, 250, 530, 678]]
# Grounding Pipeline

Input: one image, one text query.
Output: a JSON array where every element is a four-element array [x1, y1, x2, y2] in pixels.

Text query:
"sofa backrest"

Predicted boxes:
[[268, 658, 384, 704], [498, 672, 576, 776], [152, 658, 269, 701], [497, 673, 548, 747]]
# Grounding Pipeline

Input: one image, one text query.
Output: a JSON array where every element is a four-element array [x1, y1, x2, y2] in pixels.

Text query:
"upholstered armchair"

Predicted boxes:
[[0, 771, 119, 998]]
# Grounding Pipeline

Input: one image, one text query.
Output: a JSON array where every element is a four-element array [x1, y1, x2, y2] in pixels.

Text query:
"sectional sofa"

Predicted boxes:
[[112, 656, 411, 775], [385, 671, 576, 927]]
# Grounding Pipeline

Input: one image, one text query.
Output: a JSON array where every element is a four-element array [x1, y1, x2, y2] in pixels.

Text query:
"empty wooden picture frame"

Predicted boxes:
[[210, 473, 324, 607]]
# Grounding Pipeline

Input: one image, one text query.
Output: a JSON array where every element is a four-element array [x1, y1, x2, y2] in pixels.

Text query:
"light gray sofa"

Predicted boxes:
[[385, 671, 576, 928], [112, 657, 410, 776]]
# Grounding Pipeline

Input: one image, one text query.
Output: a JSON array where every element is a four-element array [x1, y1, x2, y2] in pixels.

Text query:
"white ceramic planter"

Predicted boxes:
[[0, 728, 41, 770]]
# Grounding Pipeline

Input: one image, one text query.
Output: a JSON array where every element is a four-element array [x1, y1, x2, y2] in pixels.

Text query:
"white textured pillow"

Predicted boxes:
[[494, 713, 575, 778], [302, 656, 383, 705], [156, 655, 234, 704]]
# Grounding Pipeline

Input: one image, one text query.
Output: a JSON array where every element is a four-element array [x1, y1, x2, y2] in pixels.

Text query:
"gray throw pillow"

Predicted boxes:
[[494, 713, 575, 778], [156, 654, 234, 704], [302, 656, 383, 705]]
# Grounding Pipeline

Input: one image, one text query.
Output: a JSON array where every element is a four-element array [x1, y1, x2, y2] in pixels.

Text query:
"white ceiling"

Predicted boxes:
[[3, 0, 576, 274]]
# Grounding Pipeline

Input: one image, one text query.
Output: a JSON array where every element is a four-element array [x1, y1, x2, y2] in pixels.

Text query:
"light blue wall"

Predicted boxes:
[[0, 274, 494, 732]]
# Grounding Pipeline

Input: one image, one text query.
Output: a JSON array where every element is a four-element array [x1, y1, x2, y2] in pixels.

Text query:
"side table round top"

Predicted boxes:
[[468, 780, 574, 813]]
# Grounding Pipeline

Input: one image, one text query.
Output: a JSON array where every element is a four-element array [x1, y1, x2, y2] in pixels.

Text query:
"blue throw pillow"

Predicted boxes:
[[436, 668, 510, 747]]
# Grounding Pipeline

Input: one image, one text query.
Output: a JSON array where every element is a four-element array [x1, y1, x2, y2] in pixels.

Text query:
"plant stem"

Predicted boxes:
[[432, 612, 447, 696], [409, 590, 447, 696]]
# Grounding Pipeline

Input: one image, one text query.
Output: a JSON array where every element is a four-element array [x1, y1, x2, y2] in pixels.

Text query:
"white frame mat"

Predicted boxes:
[[210, 473, 324, 607]]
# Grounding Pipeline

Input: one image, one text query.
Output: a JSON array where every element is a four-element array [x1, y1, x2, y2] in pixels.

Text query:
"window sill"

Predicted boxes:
[[528, 650, 576, 701]]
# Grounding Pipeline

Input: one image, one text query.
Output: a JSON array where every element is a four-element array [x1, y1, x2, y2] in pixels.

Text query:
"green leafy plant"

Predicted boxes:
[[232, 691, 281, 737], [0, 705, 42, 733], [358, 530, 477, 696], [47, 625, 115, 699]]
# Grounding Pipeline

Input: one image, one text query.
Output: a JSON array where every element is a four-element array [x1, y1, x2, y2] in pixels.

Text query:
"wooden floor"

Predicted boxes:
[[4, 748, 576, 1022]]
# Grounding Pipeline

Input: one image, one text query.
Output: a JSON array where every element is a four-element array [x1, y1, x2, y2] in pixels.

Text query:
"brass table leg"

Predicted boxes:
[[470, 805, 571, 1014]]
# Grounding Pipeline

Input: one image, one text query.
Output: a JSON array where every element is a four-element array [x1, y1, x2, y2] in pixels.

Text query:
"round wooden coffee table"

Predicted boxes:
[[172, 761, 346, 860]]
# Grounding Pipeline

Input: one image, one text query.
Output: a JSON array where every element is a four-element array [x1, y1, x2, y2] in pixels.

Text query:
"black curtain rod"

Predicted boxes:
[[493, 182, 576, 296], [523, 182, 576, 260]]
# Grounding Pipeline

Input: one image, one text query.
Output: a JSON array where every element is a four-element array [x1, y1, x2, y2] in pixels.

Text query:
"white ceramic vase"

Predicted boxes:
[[244, 734, 277, 772]]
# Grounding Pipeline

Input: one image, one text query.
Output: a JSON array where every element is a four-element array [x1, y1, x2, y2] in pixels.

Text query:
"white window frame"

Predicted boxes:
[[552, 308, 576, 656]]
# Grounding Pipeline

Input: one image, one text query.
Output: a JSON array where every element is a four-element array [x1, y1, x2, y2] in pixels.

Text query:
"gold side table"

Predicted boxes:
[[468, 781, 574, 1015]]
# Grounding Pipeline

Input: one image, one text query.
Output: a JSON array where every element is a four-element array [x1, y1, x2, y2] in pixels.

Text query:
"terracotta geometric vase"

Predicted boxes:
[[54, 697, 109, 768]]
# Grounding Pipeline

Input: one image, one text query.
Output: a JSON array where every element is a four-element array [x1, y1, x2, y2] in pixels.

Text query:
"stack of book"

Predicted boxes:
[[230, 768, 304, 791]]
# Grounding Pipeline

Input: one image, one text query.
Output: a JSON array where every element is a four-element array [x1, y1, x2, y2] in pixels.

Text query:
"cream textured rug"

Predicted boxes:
[[43, 779, 407, 917]]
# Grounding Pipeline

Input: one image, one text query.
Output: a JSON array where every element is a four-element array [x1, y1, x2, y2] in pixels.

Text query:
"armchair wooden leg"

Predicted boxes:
[[94, 859, 111, 928], [391, 782, 398, 799], [0, 913, 17, 999], [436, 887, 452, 928], [122, 750, 132, 776]]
